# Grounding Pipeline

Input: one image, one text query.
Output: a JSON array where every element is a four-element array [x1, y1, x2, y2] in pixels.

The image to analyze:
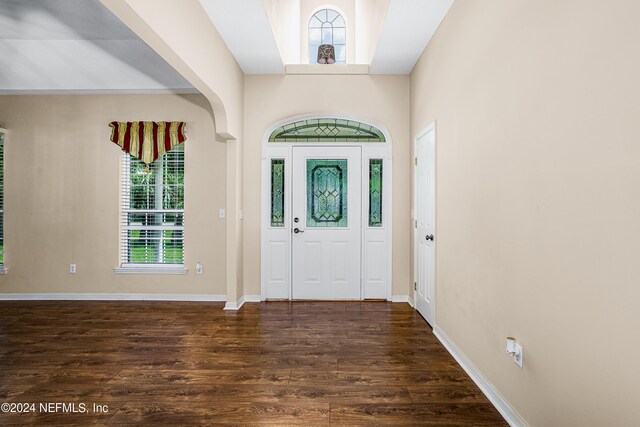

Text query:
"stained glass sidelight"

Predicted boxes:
[[306, 159, 348, 227], [369, 159, 383, 227], [271, 159, 285, 227]]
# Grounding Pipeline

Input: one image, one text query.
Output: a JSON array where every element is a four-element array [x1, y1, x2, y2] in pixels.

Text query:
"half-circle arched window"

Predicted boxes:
[[309, 9, 346, 64], [269, 118, 385, 142]]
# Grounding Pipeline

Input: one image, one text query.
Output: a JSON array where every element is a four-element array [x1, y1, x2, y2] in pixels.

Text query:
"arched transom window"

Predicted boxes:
[[269, 118, 385, 142], [309, 9, 346, 64]]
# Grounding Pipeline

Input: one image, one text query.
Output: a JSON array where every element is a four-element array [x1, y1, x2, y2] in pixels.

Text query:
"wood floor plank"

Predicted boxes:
[[107, 369, 292, 386], [0, 301, 507, 425], [107, 402, 331, 425], [330, 403, 508, 426], [407, 384, 490, 404], [213, 384, 413, 404]]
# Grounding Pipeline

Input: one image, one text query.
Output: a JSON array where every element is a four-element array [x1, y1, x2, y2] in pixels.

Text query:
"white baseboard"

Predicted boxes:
[[433, 326, 528, 427], [0, 293, 226, 302], [223, 294, 262, 310], [391, 294, 409, 303], [224, 295, 245, 311]]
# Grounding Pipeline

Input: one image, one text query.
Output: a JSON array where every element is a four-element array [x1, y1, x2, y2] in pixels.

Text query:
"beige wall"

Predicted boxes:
[[264, 0, 301, 64], [0, 94, 227, 296], [243, 74, 411, 297], [354, 0, 388, 64], [411, 1, 640, 425]]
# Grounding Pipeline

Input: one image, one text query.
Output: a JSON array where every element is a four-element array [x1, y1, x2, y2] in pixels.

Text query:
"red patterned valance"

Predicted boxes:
[[109, 121, 186, 166]]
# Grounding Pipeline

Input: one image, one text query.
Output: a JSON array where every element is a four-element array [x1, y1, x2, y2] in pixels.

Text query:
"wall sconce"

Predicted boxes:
[[317, 44, 336, 64]]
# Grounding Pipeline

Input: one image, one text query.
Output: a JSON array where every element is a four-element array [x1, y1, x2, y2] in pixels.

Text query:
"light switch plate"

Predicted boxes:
[[219, 208, 225, 219]]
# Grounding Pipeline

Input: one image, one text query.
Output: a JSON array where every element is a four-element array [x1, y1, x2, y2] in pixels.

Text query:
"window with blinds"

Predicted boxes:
[[0, 133, 4, 267], [120, 145, 184, 266]]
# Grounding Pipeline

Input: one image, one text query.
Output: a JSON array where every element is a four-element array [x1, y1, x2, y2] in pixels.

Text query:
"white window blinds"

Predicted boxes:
[[120, 145, 184, 266]]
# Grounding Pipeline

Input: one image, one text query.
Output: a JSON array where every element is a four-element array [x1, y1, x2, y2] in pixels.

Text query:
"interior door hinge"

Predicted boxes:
[[414, 219, 417, 228], [414, 157, 418, 166], [414, 282, 417, 291]]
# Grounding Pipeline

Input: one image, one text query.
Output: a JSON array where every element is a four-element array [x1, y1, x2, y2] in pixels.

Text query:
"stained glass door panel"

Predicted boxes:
[[306, 159, 347, 227]]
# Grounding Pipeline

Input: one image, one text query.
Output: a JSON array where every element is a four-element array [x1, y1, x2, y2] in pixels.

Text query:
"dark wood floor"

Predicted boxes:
[[0, 301, 507, 426]]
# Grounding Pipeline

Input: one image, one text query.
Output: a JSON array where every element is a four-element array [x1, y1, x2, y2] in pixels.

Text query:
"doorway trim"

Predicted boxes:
[[413, 121, 437, 321], [261, 113, 393, 301]]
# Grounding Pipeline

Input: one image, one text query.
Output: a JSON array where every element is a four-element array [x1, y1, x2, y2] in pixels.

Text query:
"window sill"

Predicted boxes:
[[114, 265, 188, 275], [285, 64, 369, 75]]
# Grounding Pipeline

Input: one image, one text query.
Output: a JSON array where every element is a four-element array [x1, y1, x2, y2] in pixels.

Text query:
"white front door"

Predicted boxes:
[[292, 147, 362, 300], [415, 126, 436, 325]]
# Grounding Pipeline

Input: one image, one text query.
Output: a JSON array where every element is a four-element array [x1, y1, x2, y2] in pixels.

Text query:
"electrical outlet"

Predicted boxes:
[[69, 264, 76, 274], [513, 343, 523, 368], [195, 262, 203, 274], [506, 337, 524, 368], [219, 208, 226, 219]]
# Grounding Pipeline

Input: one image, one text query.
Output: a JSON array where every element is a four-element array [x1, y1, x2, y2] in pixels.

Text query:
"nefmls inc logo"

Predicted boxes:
[[39, 403, 87, 413]]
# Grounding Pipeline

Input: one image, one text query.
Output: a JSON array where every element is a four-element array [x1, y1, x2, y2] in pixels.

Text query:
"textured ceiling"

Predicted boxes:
[[0, 0, 195, 92], [199, 0, 284, 74], [370, 0, 455, 74]]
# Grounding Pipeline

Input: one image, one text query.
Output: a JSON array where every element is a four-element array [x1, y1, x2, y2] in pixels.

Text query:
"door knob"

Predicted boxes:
[[294, 228, 304, 234], [425, 234, 434, 241]]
